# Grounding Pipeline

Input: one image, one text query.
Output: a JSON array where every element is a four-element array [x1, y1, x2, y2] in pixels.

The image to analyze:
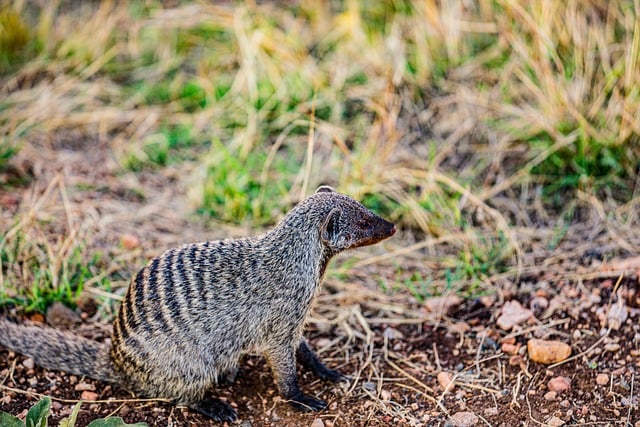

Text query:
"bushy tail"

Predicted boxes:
[[0, 318, 118, 383]]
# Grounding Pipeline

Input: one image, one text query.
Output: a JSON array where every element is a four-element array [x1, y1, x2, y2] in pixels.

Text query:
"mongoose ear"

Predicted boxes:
[[315, 185, 335, 194], [321, 208, 341, 244]]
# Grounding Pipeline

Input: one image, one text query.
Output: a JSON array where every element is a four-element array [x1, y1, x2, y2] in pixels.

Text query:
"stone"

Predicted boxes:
[[546, 415, 565, 427], [425, 295, 463, 316], [501, 342, 519, 355], [604, 343, 621, 352], [596, 374, 609, 385], [310, 419, 325, 427], [437, 371, 455, 391], [446, 411, 479, 426], [548, 376, 571, 393], [527, 339, 571, 364], [22, 358, 34, 370], [448, 322, 471, 334], [80, 390, 98, 401], [74, 382, 96, 391], [383, 327, 404, 340], [46, 302, 81, 329], [121, 234, 141, 250], [497, 300, 533, 331]]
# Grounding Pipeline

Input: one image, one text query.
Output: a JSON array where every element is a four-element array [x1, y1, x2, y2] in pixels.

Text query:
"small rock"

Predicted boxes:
[[383, 327, 404, 340], [424, 295, 463, 316], [80, 391, 98, 401], [380, 389, 391, 401], [546, 415, 565, 427], [448, 322, 471, 334], [529, 296, 549, 314], [483, 407, 498, 417], [604, 343, 621, 352], [437, 372, 455, 391], [22, 358, 35, 370], [46, 302, 81, 329], [28, 377, 38, 387], [544, 391, 557, 401], [548, 376, 571, 393], [596, 374, 609, 385], [74, 382, 96, 392], [497, 300, 533, 331], [121, 234, 141, 250], [527, 339, 571, 364], [363, 382, 376, 392], [310, 419, 325, 427], [446, 411, 479, 426], [501, 342, 519, 355], [501, 336, 516, 345], [607, 297, 628, 330]]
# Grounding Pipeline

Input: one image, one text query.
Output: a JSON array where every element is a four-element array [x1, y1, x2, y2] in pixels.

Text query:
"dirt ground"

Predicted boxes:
[[1, 135, 640, 427]]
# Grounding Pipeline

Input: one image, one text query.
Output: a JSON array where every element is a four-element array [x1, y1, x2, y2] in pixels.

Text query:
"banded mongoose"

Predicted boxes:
[[0, 186, 396, 421]]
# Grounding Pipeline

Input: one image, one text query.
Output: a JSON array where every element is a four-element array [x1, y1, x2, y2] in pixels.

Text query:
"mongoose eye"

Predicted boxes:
[[358, 219, 372, 229]]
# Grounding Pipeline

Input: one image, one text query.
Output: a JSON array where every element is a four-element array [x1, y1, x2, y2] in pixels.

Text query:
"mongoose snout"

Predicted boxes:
[[0, 186, 395, 422]]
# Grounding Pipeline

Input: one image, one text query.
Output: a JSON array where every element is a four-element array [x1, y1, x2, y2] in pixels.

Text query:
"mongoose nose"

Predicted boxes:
[[390, 224, 397, 235]]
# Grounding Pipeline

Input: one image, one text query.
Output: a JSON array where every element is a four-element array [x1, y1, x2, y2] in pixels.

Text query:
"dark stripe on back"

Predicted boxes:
[[141, 257, 162, 330], [162, 249, 183, 328], [176, 248, 192, 303]]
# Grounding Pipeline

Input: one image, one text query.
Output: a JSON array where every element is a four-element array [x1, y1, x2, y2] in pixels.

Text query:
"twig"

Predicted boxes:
[[393, 382, 449, 417], [524, 373, 545, 426], [0, 383, 171, 405], [626, 372, 635, 426], [549, 328, 611, 369]]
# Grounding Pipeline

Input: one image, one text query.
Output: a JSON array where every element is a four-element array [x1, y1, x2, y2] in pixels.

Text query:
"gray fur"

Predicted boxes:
[[0, 187, 396, 421]]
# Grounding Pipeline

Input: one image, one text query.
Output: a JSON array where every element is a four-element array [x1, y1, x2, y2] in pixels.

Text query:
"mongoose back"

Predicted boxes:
[[0, 186, 396, 421]]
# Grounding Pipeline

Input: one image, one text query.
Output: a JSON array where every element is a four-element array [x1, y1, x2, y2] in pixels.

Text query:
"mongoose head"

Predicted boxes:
[[313, 186, 396, 252]]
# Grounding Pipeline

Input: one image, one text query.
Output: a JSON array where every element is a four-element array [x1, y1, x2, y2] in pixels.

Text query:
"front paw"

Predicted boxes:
[[288, 393, 328, 412], [191, 398, 238, 422]]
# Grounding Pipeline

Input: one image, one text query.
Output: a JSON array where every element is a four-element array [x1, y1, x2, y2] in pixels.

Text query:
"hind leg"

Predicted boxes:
[[297, 339, 349, 383], [145, 373, 238, 422]]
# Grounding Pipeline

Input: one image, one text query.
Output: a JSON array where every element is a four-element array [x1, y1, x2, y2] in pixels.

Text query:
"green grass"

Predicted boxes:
[[0, 229, 107, 313]]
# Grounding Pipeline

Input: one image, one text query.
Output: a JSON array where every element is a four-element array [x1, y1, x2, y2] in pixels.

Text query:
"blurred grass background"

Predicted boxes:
[[1, 0, 639, 310]]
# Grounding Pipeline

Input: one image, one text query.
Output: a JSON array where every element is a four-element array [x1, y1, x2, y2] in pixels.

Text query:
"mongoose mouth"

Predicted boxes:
[[351, 219, 396, 248]]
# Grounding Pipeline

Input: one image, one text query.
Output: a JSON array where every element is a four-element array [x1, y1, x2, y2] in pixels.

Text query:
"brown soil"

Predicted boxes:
[[1, 134, 639, 426]]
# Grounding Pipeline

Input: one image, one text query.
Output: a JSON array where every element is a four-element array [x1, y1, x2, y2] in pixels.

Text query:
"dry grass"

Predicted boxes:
[[1, 0, 639, 324], [1, 2, 640, 423]]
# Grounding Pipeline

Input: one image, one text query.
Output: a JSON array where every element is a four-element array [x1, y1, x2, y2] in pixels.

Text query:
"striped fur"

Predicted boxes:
[[0, 187, 396, 421]]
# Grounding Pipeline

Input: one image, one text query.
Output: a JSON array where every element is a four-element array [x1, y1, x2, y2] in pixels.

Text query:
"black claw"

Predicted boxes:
[[288, 393, 328, 412], [192, 398, 238, 422]]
